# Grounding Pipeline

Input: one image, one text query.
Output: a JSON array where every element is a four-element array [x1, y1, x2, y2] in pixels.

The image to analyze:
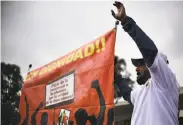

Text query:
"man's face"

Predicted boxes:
[[136, 64, 150, 85]]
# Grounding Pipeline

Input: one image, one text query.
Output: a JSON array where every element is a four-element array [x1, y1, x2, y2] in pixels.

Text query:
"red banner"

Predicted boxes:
[[19, 28, 116, 125]]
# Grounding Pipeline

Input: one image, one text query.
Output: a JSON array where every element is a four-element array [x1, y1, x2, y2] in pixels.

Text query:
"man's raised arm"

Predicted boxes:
[[111, 1, 158, 67]]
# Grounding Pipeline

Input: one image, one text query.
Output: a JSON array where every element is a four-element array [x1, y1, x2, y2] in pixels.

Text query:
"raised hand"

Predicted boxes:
[[111, 1, 127, 22]]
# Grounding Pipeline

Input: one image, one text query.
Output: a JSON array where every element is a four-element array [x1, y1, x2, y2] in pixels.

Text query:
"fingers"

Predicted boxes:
[[111, 10, 116, 18], [113, 3, 119, 9], [113, 1, 123, 8], [115, 1, 123, 6]]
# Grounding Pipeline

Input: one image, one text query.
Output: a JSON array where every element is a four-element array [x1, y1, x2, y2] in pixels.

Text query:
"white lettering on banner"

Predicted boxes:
[[45, 72, 75, 107]]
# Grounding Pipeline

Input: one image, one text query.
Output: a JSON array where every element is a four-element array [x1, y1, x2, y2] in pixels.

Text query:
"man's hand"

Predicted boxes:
[[111, 1, 126, 22]]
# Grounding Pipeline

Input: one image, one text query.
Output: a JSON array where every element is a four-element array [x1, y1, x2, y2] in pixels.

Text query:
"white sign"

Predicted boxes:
[[45, 72, 74, 107]]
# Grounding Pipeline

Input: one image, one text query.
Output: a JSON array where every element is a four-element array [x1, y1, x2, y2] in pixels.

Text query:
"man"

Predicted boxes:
[[111, 1, 180, 125]]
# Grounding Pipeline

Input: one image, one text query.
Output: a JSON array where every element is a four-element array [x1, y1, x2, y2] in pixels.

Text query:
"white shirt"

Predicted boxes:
[[130, 52, 180, 125]]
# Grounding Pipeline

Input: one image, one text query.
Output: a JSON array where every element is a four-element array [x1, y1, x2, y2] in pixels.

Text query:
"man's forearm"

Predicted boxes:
[[121, 16, 158, 67]]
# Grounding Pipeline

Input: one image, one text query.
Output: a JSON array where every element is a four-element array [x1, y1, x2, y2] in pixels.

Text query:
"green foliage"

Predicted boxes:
[[1, 62, 23, 125]]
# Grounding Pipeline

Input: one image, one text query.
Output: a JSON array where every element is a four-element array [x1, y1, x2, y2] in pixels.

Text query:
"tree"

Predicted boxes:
[[114, 56, 134, 99], [1, 62, 23, 125]]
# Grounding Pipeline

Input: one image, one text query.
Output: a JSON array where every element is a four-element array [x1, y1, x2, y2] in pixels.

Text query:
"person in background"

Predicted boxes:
[[111, 1, 180, 125]]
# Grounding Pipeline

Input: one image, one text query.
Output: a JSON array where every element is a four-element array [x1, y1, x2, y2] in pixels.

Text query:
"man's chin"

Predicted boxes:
[[137, 77, 146, 85]]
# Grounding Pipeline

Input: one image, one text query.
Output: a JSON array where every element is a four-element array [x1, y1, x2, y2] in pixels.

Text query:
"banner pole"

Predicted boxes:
[[114, 20, 119, 44], [115, 21, 119, 30], [24, 64, 32, 82], [28, 64, 32, 73]]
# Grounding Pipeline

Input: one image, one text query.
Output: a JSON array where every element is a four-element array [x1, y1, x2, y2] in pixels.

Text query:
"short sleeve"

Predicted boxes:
[[148, 52, 178, 90]]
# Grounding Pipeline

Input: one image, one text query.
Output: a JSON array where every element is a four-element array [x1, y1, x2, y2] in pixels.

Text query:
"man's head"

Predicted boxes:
[[131, 58, 151, 85], [131, 53, 169, 85]]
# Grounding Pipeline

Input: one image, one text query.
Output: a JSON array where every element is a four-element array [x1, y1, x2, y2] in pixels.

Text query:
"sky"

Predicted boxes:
[[1, 1, 183, 87]]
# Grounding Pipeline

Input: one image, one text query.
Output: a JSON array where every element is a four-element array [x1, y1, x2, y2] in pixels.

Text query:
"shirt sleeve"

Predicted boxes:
[[148, 52, 178, 90], [121, 16, 158, 67]]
